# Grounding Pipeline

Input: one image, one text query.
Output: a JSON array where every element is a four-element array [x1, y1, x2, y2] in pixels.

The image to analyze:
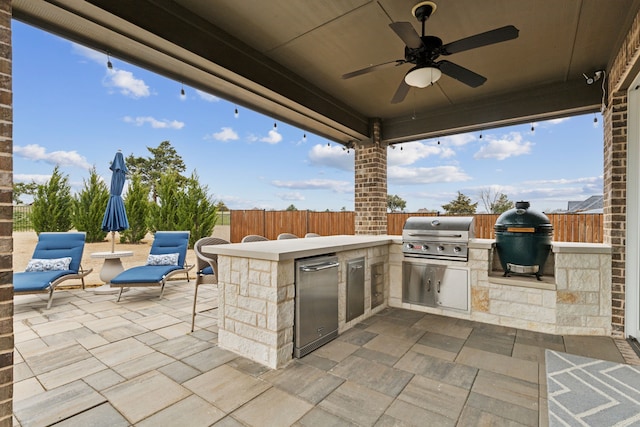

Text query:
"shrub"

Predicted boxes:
[[120, 174, 150, 243], [31, 166, 73, 234], [72, 167, 109, 242]]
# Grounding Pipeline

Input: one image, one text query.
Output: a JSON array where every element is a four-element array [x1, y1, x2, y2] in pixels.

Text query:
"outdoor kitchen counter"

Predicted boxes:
[[201, 234, 397, 261], [202, 235, 398, 369]]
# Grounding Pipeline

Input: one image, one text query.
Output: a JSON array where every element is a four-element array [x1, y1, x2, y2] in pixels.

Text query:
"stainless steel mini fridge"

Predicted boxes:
[[294, 254, 339, 358]]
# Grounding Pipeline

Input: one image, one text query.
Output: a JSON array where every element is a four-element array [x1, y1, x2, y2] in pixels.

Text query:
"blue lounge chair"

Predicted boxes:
[[14, 232, 92, 309], [111, 231, 193, 301]]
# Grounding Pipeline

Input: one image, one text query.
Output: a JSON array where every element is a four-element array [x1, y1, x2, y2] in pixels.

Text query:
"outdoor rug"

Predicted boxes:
[[546, 350, 640, 426]]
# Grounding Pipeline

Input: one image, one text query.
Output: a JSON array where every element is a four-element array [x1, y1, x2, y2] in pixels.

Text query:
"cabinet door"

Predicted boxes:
[[402, 262, 435, 306], [436, 267, 469, 311]]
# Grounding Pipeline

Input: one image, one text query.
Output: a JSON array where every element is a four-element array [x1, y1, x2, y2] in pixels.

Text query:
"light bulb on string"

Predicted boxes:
[[106, 52, 113, 70], [303, 133, 307, 142], [234, 107, 239, 118], [273, 122, 277, 129], [530, 123, 535, 133], [180, 83, 185, 96], [479, 130, 483, 139]]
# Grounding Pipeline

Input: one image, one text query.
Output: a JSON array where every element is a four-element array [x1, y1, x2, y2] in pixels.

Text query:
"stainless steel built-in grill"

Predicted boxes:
[[402, 216, 475, 262]]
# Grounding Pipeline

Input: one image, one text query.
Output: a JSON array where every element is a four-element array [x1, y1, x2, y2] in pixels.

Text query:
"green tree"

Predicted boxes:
[[126, 141, 186, 202], [491, 193, 514, 214], [120, 173, 150, 244], [148, 170, 181, 232], [286, 204, 298, 211], [72, 167, 110, 242], [177, 171, 218, 247], [479, 188, 514, 214], [441, 191, 478, 215], [31, 166, 74, 233], [215, 201, 229, 211], [387, 194, 407, 212], [13, 182, 38, 204]]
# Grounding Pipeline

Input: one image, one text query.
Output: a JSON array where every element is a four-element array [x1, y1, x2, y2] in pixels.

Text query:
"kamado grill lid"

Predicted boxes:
[[494, 201, 553, 232]]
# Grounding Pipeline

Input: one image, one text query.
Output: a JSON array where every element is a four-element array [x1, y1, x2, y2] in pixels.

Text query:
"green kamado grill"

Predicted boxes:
[[494, 201, 553, 280]]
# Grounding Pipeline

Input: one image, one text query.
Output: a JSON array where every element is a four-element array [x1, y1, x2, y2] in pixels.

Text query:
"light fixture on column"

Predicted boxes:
[[405, 64, 442, 88], [106, 52, 113, 70]]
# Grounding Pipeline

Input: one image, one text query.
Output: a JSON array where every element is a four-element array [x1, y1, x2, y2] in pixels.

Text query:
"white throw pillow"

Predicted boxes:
[[146, 253, 180, 266], [25, 257, 73, 272]]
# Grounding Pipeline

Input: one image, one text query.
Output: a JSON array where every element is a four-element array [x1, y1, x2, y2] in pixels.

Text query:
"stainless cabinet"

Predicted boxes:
[[346, 257, 365, 322], [295, 255, 340, 358], [402, 261, 468, 311]]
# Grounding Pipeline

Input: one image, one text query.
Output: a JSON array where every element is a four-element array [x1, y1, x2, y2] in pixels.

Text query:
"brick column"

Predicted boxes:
[[605, 6, 640, 336], [354, 119, 387, 235], [603, 92, 627, 335], [0, 0, 11, 423]]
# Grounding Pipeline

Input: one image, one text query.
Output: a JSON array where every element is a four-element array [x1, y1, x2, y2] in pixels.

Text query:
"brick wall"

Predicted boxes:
[[603, 92, 627, 335], [0, 0, 11, 423], [605, 6, 640, 336], [354, 119, 387, 235]]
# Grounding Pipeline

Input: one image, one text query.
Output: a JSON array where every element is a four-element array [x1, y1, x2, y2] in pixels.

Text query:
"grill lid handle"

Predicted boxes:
[[407, 232, 464, 238]]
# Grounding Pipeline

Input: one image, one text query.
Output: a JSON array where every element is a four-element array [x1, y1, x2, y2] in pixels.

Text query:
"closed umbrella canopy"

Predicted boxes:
[[101, 151, 129, 251]]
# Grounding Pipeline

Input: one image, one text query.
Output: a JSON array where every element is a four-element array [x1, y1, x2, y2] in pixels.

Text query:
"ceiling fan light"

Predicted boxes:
[[405, 66, 442, 88]]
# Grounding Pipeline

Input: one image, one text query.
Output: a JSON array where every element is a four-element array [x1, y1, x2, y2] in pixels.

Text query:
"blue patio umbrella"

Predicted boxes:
[[101, 150, 129, 252]]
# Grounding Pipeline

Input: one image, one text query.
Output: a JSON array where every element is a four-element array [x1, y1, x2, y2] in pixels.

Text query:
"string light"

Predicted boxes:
[[437, 140, 440, 145], [106, 52, 113, 70], [327, 142, 330, 147], [234, 107, 239, 118], [593, 113, 598, 124], [479, 130, 483, 139], [303, 133, 307, 142], [273, 122, 277, 129], [180, 83, 185, 96], [530, 123, 535, 133]]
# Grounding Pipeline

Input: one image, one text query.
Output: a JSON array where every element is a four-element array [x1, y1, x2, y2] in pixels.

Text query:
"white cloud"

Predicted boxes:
[[196, 90, 220, 102], [474, 132, 533, 160], [260, 129, 283, 144], [13, 174, 52, 185], [440, 133, 477, 147], [544, 117, 570, 125], [14, 144, 92, 169], [123, 116, 184, 129], [308, 144, 353, 171], [388, 140, 455, 166], [104, 69, 150, 98], [276, 192, 305, 201], [211, 127, 239, 141], [71, 44, 151, 99], [271, 179, 352, 193], [388, 165, 471, 185]]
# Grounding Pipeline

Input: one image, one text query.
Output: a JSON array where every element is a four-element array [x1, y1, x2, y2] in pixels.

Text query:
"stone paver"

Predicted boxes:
[[11, 281, 638, 426]]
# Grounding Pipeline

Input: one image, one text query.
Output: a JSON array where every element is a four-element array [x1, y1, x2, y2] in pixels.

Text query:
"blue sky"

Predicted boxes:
[[12, 20, 603, 213]]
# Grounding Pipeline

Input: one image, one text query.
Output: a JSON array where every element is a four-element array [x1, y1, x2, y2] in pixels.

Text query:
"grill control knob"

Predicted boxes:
[[405, 243, 414, 250], [454, 246, 461, 253], [437, 245, 445, 252], [421, 245, 429, 251]]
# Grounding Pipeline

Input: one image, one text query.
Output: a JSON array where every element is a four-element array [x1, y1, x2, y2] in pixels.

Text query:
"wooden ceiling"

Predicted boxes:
[[13, 0, 640, 145]]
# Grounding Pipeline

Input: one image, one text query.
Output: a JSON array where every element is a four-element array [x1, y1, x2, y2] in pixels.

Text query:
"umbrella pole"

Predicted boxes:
[[111, 231, 115, 253]]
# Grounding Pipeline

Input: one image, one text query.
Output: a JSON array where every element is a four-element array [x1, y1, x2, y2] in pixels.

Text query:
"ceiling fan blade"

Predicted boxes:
[[441, 25, 519, 55], [342, 59, 405, 79], [438, 60, 486, 87], [391, 79, 411, 104], [389, 22, 423, 49]]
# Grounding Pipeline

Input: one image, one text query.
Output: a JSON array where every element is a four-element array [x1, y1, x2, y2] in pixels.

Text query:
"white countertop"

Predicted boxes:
[[202, 235, 397, 261]]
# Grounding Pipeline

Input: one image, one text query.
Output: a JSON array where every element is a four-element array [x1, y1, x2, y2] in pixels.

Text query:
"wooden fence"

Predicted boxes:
[[229, 210, 604, 243]]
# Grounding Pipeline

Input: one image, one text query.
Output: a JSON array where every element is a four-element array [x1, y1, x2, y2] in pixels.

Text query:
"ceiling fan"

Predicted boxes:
[[341, 1, 519, 104]]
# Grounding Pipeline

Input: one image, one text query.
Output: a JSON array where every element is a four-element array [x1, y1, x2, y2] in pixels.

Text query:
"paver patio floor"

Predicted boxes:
[[11, 281, 638, 426]]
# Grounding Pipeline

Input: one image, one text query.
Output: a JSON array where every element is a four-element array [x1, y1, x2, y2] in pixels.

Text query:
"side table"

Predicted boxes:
[[91, 251, 134, 294]]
